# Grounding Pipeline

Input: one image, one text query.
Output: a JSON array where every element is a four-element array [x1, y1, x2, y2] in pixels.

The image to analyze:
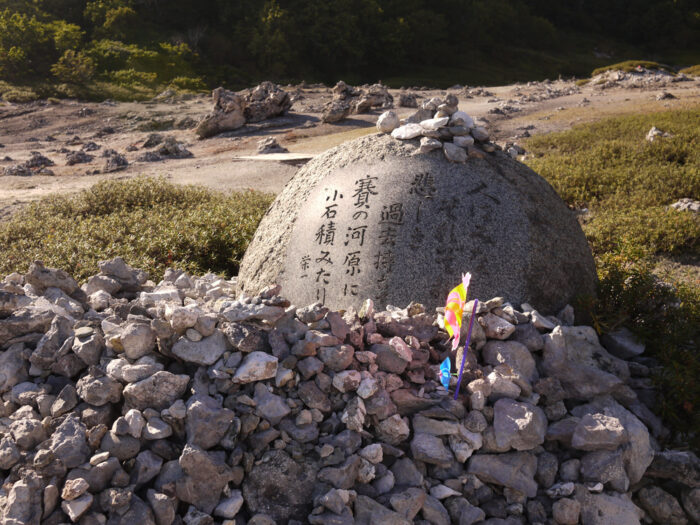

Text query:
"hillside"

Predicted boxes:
[[0, 0, 699, 101]]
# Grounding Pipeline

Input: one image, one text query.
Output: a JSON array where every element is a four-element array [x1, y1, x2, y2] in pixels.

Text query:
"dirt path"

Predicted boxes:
[[1, 77, 698, 216]]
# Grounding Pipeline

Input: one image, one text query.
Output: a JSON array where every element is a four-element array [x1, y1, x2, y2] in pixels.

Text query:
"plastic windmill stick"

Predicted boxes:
[[453, 298, 478, 400]]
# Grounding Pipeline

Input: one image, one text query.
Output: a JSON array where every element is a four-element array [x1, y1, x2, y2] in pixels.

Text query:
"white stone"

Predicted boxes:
[[377, 111, 400, 133], [420, 117, 450, 130], [233, 351, 278, 383], [61, 493, 93, 522], [391, 123, 423, 140], [450, 111, 475, 128]]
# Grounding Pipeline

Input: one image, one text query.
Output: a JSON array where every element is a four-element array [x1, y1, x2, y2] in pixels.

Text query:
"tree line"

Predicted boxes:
[[1, 0, 698, 94]]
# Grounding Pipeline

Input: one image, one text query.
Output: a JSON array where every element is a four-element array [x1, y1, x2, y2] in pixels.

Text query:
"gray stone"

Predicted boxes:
[[62, 493, 93, 521], [176, 444, 234, 514], [467, 452, 538, 497], [511, 322, 544, 352], [10, 417, 47, 449], [355, 495, 412, 525], [172, 330, 227, 365], [0, 436, 20, 469], [146, 490, 176, 525], [443, 142, 467, 163], [580, 449, 629, 492], [123, 371, 190, 410], [186, 394, 234, 448], [483, 340, 537, 390], [214, 490, 244, 519], [132, 450, 163, 486], [318, 344, 354, 371], [376, 414, 410, 445], [571, 397, 652, 485], [421, 495, 451, 525], [101, 431, 140, 460], [559, 459, 581, 481], [0, 343, 28, 392], [493, 398, 547, 451], [600, 327, 645, 359], [76, 372, 122, 406], [25, 261, 78, 294], [390, 487, 427, 519], [372, 342, 410, 374], [253, 383, 291, 425], [238, 134, 596, 313], [645, 450, 700, 487], [120, 322, 156, 359], [542, 326, 629, 400], [48, 415, 90, 468], [4, 475, 43, 525], [575, 489, 643, 525], [553, 498, 581, 525], [571, 413, 628, 451], [391, 457, 424, 487], [242, 450, 318, 521], [536, 451, 558, 488], [637, 485, 688, 525], [681, 488, 700, 523], [411, 433, 454, 467]]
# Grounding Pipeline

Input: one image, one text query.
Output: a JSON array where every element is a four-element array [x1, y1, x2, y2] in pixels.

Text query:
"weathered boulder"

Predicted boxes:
[[195, 87, 246, 138], [238, 134, 595, 312], [195, 83, 292, 138]]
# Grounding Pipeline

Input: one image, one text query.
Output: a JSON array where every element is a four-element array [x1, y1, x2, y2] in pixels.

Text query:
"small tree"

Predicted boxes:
[[51, 49, 95, 84]]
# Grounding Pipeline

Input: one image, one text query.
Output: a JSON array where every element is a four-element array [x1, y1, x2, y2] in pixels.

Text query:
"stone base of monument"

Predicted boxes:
[[238, 133, 596, 314]]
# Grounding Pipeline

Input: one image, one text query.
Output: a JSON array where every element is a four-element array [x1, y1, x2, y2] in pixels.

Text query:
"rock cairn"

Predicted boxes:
[[195, 82, 292, 139], [322, 81, 393, 123], [376, 94, 496, 163], [0, 259, 697, 524]]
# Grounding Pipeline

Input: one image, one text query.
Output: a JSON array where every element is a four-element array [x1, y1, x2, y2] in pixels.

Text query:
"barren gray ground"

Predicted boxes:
[[1, 77, 699, 218]]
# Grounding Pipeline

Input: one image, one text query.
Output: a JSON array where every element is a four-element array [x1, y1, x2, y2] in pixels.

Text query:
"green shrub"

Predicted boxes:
[[583, 255, 700, 449], [0, 81, 40, 102], [168, 76, 207, 92], [51, 49, 95, 84], [0, 177, 274, 282], [109, 68, 157, 87], [591, 60, 671, 76], [680, 64, 700, 76], [525, 107, 700, 257]]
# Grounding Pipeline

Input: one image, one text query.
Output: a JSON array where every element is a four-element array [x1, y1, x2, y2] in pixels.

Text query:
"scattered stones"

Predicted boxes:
[[0, 259, 682, 524]]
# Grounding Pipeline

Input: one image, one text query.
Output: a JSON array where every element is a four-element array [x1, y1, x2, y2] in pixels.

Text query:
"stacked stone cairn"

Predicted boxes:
[[0, 259, 697, 524], [376, 94, 497, 163]]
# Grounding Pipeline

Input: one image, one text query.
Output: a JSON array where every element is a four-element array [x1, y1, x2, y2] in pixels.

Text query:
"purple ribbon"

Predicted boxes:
[[454, 298, 478, 400]]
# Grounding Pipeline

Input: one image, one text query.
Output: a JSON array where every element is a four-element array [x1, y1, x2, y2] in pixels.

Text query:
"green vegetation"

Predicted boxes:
[[680, 64, 700, 76], [590, 60, 671, 76], [0, 0, 698, 99], [525, 107, 700, 448], [0, 177, 274, 282]]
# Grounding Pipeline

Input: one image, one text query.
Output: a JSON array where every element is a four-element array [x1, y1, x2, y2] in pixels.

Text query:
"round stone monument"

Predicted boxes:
[[237, 134, 596, 313]]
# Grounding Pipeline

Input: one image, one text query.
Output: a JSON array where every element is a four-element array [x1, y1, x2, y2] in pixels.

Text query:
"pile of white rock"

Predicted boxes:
[[0, 259, 697, 525], [375, 94, 496, 163]]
